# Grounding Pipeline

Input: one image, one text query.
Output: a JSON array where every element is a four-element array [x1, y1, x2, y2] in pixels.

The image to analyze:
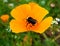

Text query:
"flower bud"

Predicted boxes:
[[1, 14, 9, 22]]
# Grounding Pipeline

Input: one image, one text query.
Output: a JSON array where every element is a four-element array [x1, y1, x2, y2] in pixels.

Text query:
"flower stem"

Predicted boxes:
[[24, 31, 32, 46], [52, 35, 60, 42], [42, 33, 48, 40]]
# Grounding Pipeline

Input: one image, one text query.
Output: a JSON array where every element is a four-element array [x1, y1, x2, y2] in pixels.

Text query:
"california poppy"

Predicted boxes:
[[10, 2, 53, 33], [1, 14, 9, 22]]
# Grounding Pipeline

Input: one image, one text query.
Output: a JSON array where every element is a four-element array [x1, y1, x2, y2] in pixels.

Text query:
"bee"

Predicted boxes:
[[27, 17, 37, 26]]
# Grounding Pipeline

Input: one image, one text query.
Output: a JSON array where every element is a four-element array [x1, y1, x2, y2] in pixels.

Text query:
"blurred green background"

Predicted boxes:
[[0, 0, 60, 46]]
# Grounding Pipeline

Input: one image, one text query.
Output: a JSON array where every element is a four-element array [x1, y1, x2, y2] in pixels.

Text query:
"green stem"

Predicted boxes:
[[42, 33, 48, 40], [24, 31, 31, 46], [52, 35, 60, 42]]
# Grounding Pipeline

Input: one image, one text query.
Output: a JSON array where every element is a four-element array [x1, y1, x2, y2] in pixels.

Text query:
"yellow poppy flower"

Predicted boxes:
[[1, 14, 9, 22], [10, 2, 53, 33]]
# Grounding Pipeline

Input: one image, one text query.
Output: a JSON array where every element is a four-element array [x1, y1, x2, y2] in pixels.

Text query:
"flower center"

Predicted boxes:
[[27, 17, 37, 25]]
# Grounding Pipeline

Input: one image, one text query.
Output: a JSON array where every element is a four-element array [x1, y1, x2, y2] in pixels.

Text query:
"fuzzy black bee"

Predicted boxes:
[[27, 17, 37, 25]]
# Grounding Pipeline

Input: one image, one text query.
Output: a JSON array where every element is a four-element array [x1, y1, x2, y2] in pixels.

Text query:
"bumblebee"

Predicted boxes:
[[27, 17, 37, 26]]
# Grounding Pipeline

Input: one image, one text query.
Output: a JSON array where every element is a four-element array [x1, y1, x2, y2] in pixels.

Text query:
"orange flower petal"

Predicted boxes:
[[29, 2, 49, 22], [10, 4, 31, 21], [10, 19, 27, 33], [33, 17, 53, 33]]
